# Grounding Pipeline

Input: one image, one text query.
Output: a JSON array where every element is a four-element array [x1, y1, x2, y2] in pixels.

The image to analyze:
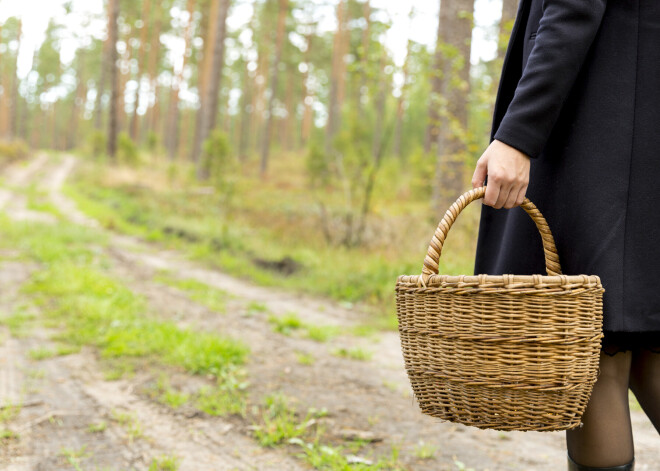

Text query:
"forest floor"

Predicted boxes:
[[0, 153, 657, 471]]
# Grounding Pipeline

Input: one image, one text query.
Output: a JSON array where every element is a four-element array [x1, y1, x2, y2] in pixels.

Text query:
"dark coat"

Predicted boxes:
[[473, 0, 660, 332]]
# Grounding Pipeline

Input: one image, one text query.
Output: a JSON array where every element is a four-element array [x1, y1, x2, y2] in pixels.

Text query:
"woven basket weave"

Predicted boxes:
[[395, 186, 604, 431]]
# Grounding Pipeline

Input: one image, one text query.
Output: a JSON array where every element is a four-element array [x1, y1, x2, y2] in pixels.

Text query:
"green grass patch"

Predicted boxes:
[[0, 401, 21, 442], [251, 394, 320, 447], [245, 301, 269, 317], [195, 368, 249, 417], [149, 455, 181, 471], [0, 307, 36, 338], [111, 409, 143, 442], [88, 420, 107, 433], [0, 217, 249, 408], [268, 312, 340, 342], [28, 347, 56, 361], [413, 441, 437, 460], [332, 347, 372, 361], [148, 375, 191, 409], [59, 445, 90, 471], [155, 272, 228, 314], [24, 264, 248, 376], [295, 351, 315, 365], [268, 312, 304, 335], [304, 325, 340, 343]]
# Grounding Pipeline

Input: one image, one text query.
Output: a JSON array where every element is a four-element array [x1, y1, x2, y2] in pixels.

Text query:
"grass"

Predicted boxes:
[[0, 401, 21, 442], [304, 325, 340, 343], [63, 158, 481, 330], [295, 351, 315, 365], [28, 347, 56, 361], [251, 394, 321, 447], [332, 347, 372, 361], [0, 216, 250, 414], [246, 301, 269, 316], [111, 409, 143, 442], [60, 445, 90, 471], [268, 312, 304, 335], [413, 441, 437, 460], [148, 376, 191, 409], [24, 263, 248, 376], [0, 307, 36, 338], [148, 368, 249, 417], [155, 272, 228, 314], [88, 420, 107, 433], [250, 394, 404, 470], [268, 312, 340, 342], [149, 455, 180, 471]]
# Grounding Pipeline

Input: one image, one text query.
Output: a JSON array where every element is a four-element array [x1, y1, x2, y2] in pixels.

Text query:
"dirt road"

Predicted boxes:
[[0, 155, 657, 470]]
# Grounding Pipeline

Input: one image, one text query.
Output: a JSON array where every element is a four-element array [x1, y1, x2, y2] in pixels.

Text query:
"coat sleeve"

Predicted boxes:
[[493, 0, 608, 159]]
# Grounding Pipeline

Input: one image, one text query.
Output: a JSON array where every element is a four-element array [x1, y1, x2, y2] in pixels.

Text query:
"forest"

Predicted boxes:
[[0, 0, 519, 310], [10, 1, 657, 470]]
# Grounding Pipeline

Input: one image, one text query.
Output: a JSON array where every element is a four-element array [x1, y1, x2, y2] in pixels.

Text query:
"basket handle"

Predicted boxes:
[[421, 185, 562, 283]]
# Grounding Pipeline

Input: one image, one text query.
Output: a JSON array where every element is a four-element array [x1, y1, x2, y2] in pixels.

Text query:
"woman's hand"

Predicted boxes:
[[471, 139, 531, 209]]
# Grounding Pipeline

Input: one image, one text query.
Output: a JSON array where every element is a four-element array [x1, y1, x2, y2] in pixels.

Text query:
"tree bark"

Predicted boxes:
[[300, 32, 314, 147], [325, 0, 348, 155], [260, 0, 288, 177], [106, 0, 120, 159], [394, 38, 412, 159], [9, 20, 22, 139], [193, 0, 231, 178], [130, 0, 152, 141], [432, 0, 474, 216], [498, 0, 518, 60], [424, 0, 443, 154], [95, 15, 112, 131], [237, 54, 252, 161], [145, 15, 162, 140], [166, 0, 196, 160], [356, 0, 370, 118]]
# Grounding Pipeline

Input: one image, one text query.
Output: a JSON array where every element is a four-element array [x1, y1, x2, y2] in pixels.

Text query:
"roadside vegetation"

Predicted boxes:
[[65, 153, 480, 330]]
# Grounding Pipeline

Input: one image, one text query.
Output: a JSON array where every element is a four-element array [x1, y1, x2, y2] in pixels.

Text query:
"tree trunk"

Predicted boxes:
[[68, 53, 87, 149], [356, 0, 370, 118], [424, 0, 443, 154], [9, 20, 22, 139], [394, 38, 412, 159], [130, 0, 152, 141], [237, 55, 252, 161], [371, 52, 387, 163], [325, 0, 348, 155], [300, 32, 314, 147], [107, 0, 120, 159], [260, 0, 288, 177], [145, 15, 162, 140], [166, 0, 196, 160], [95, 17, 112, 131], [432, 0, 474, 216], [499, 0, 518, 60], [193, 0, 231, 179]]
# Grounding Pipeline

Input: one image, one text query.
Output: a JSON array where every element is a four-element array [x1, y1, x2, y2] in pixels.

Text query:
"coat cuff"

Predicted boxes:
[[492, 127, 539, 159]]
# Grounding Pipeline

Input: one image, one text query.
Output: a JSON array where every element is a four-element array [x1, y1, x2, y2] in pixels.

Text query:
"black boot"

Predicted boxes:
[[568, 454, 635, 471]]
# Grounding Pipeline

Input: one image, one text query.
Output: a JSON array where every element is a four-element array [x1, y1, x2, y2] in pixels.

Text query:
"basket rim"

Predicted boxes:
[[396, 273, 603, 291]]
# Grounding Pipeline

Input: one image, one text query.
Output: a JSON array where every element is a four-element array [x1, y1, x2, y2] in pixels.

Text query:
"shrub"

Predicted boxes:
[[0, 139, 29, 165], [117, 132, 140, 165]]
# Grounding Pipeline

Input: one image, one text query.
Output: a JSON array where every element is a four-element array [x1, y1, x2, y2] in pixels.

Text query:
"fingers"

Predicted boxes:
[[471, 158, 487, 189], [484, 180, 500, 207], [476, 139, 531, 209], [514, 184, 528, 206]]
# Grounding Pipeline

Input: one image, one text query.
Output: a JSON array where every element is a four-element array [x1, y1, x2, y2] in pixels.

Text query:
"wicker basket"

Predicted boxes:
[[395, 186, 604, 431]]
